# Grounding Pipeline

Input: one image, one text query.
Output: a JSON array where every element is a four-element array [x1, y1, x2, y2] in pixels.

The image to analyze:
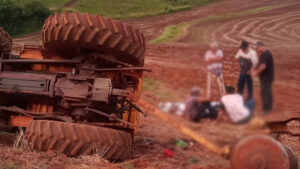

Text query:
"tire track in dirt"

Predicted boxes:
[[13, 32, 42, 45], [127, 0, 292, 42], [210, 4, 300, 49]]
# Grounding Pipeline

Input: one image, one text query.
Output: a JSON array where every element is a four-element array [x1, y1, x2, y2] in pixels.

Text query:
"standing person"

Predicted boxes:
[[235, 40, 258, 100], [252, 42, 274, 114], [205, 41, 225, 97]]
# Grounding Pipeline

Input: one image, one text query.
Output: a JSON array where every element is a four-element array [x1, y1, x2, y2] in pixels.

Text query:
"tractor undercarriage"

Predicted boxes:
[[0, 48, 147, 133]]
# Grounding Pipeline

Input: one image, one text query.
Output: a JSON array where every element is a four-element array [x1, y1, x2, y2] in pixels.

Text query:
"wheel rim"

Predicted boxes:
[[231, 135, 298, 169]]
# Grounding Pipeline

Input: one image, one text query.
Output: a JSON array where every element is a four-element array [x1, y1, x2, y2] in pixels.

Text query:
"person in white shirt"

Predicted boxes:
[[205, 41, 225, 97], [235, 40, 258, 100], [218, 86, 255, 124]]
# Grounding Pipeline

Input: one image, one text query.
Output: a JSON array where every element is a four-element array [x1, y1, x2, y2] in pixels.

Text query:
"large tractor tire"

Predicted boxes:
[[42, 12, 146, 66], [0, 27, 12, 54], [25, 120, 133, 161]]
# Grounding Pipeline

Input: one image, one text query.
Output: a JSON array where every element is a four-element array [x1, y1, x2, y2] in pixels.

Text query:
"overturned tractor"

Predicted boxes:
[[0, 12, 298, 168], [0, 12, 147, 160]]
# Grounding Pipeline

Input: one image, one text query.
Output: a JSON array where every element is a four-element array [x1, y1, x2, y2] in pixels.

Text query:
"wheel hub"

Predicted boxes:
[[231, 135, 298, 169], [250, 154, 267, 169]]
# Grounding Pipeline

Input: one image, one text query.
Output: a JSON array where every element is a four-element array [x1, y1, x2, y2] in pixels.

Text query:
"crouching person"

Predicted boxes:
[[184, 87, 219, 122], [218, 86, 255, 124]]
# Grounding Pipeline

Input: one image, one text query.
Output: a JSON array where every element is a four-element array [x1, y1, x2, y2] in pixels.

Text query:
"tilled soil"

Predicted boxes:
[[2, 0, 300, 168]]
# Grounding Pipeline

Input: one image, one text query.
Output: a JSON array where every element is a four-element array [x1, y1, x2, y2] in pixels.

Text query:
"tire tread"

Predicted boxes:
[[42, 12, 145, 66], [25, 120, 133, 160]]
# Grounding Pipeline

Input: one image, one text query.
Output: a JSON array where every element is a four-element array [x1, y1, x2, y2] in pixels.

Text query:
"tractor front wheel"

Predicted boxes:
[[25, 120, 133, 161]]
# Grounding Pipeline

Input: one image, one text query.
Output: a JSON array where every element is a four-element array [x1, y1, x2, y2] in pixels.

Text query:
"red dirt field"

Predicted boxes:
[[2, 0, 300, 168]]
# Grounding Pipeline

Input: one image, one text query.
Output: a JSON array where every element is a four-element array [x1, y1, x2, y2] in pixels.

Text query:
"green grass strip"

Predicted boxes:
[[71, 0, 217, 19], [150, 5, 283, 44]]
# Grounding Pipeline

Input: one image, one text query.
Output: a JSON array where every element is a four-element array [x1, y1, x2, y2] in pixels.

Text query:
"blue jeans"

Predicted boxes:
[[236, 98, 255, 124], [245, 97, 255, 114], [237, 74, 253, 100]]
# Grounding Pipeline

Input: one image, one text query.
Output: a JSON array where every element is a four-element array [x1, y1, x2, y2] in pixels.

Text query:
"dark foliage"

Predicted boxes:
[[0, 0, 50, 36]]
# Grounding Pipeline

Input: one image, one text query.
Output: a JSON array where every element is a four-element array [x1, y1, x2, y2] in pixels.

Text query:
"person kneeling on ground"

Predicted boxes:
[[218, 86, 255, 124], [183, 87, 220, 122]]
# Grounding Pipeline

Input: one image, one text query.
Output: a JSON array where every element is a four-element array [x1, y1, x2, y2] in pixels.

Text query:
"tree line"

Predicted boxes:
[[0, 0, 51, 36]]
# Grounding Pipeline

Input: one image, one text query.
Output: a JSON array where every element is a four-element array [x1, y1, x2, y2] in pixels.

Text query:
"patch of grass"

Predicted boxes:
[[4, 0, 217, 37], [11, 18, 45, 37], [142, 77, 162, 91], [0, 163, 20, 169], [62, 7, 79, 13], [72, 0, 216, 19], [12, 0, 70, 9], [142, 77, 183, 101], [13, 128, 26, 149], [151, 5, 283, 44], [188, 157, 199, 164], [123, 162, 135, 169], [151, 23, 189, 44]]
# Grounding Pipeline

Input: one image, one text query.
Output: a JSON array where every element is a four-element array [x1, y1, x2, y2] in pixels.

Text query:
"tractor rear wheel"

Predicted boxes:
[[25, 120, 133, 161], [0, 27, 12, 54], [42, 12, 146, 66]]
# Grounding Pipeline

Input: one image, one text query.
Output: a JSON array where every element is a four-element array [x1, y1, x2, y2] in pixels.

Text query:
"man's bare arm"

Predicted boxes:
[[206, 57, 224, 65], [197, 96, 211, 102], [247, 64, 256, 74], [217, 109, 224, 121], [217, 108, 230, 122], [252, 63, 266, 76]]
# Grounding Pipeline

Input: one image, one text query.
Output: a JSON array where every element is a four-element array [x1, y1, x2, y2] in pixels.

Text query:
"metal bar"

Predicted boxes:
[[86, 107, 138, 127], [1, 59, 81, 64], [0, 131, 15, 136], [0, 106, 72, 122], [83, 122, 126, 128], [0, 56, 3, 71], [0, 72, 56, 97], [93, 53, 132, 67], [0, 106, 53, 117], [112, 88, 131, 96], [126, 99, 148, 117], [79, 67, 152, 72]]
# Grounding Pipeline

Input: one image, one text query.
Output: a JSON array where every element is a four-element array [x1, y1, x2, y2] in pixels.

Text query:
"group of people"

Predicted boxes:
[[184, 40, 274, 124]]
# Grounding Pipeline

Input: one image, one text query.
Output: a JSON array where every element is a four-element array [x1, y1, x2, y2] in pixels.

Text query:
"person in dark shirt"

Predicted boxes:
[[251, 41, 274, 113], [183, 87, 219, 122]]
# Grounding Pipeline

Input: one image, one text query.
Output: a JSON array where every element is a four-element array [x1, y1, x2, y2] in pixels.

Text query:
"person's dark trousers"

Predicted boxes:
[[237, 74, 253, 100], [193, 102, 219, 122], [260, 81, 273, 113]]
